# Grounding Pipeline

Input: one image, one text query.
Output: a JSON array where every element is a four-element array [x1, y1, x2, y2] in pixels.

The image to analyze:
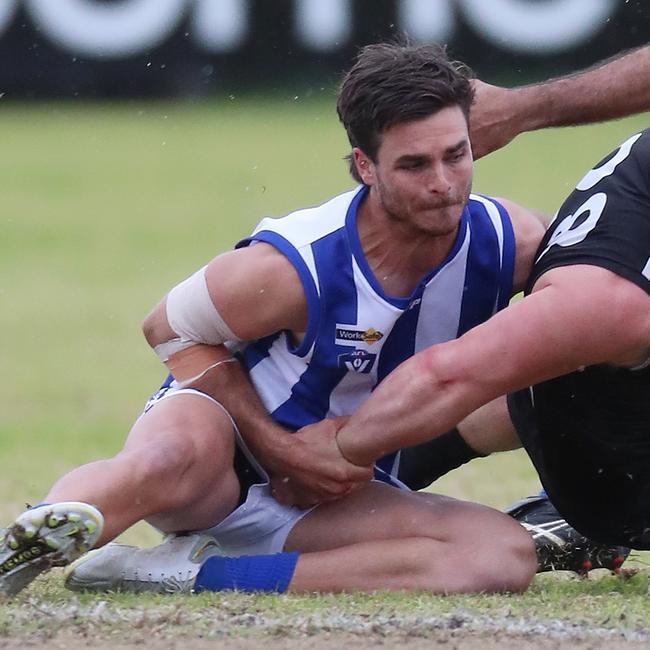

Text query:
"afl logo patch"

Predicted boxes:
[[338, 350, 377, 373]]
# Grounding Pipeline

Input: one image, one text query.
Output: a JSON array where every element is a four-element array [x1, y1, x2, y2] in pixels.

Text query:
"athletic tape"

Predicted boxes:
[[156, 266, 241, 361]]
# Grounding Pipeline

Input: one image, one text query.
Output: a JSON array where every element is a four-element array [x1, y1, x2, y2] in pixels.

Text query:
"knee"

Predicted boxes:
[[120, 431, 228, 515], [417, 509, 536, 594], [461, 515, 537, 593], [122, 402, 235, 495], [391, 506, 535, 594], [123, 434, 196, 487]]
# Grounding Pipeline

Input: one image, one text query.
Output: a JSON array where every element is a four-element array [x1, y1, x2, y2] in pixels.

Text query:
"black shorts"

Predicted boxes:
[[508, 365, 650, 549], [233, 443, 265, 505]]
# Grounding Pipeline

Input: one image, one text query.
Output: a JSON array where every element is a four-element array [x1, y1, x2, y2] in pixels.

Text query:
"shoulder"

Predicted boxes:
[[467, 193, 548, 241], [206, 243, 309, 338], [210, 242, 302, 285], [490, 196, 548, 293], [492, 196, 550, 233], [242, 186, 364, 250]]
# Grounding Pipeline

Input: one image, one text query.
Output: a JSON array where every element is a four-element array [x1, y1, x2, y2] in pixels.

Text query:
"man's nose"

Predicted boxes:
[[426, 163, 452, 194]]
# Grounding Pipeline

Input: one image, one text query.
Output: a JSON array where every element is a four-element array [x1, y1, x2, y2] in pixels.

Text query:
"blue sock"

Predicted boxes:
[[193, 552, 299, 593], [29, 502, 50, 509]]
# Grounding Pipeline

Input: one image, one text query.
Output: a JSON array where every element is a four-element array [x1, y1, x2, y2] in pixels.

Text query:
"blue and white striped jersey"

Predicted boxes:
[[236, 185, 515, 480]]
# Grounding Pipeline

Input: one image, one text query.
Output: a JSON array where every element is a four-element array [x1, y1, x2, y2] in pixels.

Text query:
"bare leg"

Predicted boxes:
[[45, 394, 241, 545], [284, 483, 536, 593]]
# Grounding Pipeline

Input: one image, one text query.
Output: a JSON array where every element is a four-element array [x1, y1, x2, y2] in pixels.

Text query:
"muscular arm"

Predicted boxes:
[[471, 45, 650, 158], [144, 244, 308, 346], [336, 265, 650, 466], [143, 244, 305, 476], [144, 244, 371, 505]]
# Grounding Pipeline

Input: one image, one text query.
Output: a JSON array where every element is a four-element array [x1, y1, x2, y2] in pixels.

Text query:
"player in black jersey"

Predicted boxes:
[[329, 129, 650, 552], [507, 130, 650, 548]]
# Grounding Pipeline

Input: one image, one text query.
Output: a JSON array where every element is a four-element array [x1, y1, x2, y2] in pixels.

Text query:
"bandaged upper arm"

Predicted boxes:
[[154, 266, 241, 361]]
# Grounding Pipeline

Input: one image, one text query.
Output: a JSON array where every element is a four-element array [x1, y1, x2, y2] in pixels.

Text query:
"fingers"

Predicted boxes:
[[325, 458, 374, 482], [310, 463, 371, 486], [468, 79, 519, 159], [270, 474, 369, 508], [346, 463, 374, 481], [329, 415, 351, 430]]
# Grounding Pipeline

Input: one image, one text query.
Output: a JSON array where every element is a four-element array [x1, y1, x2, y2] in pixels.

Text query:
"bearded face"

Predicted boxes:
[[355, 106, 474, 238]]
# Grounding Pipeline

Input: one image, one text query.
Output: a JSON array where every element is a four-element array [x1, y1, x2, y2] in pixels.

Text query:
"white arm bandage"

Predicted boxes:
[[155, 265, 242, 361]]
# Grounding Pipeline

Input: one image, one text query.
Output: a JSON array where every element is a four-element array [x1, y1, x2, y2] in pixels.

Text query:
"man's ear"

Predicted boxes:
[[352, 148, 375, 185]]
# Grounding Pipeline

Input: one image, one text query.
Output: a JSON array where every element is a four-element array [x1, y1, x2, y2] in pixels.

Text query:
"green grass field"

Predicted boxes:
[[2, 99, 650, 646]]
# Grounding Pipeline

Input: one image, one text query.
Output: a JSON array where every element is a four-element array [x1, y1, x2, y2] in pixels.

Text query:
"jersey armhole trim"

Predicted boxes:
[[479, 196, 516, 309], [530, 256, 650, 297], [237, 231, 320, 357]]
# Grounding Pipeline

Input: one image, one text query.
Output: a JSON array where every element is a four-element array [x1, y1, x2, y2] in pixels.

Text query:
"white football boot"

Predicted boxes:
[[65, 534, 222, 594]]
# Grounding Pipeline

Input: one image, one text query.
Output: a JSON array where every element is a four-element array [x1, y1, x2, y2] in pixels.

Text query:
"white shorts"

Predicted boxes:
[[142, 381, 315, 556], [198, 482, 313, 555]]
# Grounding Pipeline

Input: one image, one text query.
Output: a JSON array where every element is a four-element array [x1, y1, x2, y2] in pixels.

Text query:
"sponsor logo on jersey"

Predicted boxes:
[[335, 326, 384, 345], [337, 350, 377, 373]]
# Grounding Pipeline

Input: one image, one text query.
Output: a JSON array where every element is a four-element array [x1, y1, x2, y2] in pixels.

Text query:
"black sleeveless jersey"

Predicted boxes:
[[527, 129, 650, 295], [510, 130, 650, 547]]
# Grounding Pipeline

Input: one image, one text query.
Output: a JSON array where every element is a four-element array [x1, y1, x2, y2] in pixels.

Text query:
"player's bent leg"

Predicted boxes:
[[66, 483, 535, 595], [46, 393, 241, 543], [283, 482, 536, 593], [0, 393, 241, 597]]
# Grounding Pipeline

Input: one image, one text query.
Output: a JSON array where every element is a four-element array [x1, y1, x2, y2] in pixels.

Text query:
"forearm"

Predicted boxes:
[[164, 343, 371, 506], [141, 261, 299, 462], [217, 368, 294, 469], [336, 267, 647, 467], [336, 346, 488, 467], [511, 46, 650, 132], [167, 344, 291, 465]]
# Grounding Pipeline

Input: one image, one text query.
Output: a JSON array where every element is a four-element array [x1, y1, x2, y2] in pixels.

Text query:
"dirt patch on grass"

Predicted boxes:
[[1, 597, 647, 650], [0, 631, 648, 650]]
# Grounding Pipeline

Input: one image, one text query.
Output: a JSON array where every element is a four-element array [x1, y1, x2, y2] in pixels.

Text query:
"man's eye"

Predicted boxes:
[[401, 161, 424, 170], [448, 150, 466, 163]]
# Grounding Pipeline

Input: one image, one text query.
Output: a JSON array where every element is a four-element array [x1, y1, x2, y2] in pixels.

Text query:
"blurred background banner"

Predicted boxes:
[[2, 0, 650, 98]]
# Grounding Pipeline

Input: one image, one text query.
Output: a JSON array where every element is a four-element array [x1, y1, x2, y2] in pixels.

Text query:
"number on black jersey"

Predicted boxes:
[[529, 130, 650, 296]]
